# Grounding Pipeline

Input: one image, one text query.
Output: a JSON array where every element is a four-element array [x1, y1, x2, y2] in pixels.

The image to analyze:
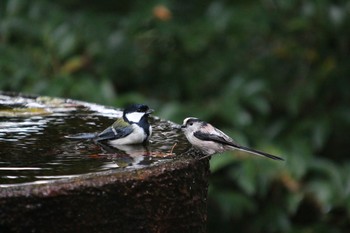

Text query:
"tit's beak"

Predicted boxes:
[[146, 109, 154, 114]]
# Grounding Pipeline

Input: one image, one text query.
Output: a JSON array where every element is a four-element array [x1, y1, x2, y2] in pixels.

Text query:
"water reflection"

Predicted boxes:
[[97, 143, 164, 170]]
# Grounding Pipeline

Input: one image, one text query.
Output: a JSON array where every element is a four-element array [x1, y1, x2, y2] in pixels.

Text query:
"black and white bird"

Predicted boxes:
[[66, 104, 153, 145], [181, 117, 283, 161]]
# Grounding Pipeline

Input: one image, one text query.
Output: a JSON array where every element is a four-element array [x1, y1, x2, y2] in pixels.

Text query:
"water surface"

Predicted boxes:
[[0, 93, 189, 186]]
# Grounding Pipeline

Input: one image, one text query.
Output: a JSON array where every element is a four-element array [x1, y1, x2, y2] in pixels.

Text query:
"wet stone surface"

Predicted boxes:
[[0, 92, 190, 186]]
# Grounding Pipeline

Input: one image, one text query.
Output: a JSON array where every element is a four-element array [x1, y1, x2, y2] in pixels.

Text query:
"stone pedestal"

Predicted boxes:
[[0, 156, 209, 233]]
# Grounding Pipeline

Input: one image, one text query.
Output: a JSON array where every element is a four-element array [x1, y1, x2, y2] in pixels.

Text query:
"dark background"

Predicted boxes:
[[1, 0, 350, 232]]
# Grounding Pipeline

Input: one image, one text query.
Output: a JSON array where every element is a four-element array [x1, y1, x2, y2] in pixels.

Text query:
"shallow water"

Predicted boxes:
[[0, 93, 189, 186]]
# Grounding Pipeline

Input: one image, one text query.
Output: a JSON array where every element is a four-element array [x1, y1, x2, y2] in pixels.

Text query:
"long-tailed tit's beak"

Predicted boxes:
[[172, 124, 183, 130], [146, 109, 154, 114]]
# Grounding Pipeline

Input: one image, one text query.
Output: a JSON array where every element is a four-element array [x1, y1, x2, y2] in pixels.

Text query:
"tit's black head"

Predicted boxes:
[[123, 104, 154, 124], [123, 104, 153, 115]]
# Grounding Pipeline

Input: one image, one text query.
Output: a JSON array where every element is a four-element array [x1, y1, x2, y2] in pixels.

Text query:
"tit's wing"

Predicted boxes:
[[95, 118, 133, 141], [193, 131, 283, 161]]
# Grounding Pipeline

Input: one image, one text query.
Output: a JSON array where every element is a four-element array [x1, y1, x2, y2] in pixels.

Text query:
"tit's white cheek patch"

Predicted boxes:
[[126, 112, 145, 123]]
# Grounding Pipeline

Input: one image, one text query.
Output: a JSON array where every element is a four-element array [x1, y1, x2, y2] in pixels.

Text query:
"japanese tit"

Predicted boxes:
[[181, 117, 283, 161], [66, 104, 153, 145]]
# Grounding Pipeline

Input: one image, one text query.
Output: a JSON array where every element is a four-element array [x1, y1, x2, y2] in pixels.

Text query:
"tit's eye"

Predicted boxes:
[[137, 106, 148, 112], [189, 122, 193, 126]]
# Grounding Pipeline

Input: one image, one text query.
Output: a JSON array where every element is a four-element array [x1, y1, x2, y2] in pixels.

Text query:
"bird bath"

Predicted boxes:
[[0, 92, 209, 233]]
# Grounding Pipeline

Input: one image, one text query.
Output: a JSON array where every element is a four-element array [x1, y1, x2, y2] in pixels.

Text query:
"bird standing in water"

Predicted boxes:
[[66, 104, 153, 145]]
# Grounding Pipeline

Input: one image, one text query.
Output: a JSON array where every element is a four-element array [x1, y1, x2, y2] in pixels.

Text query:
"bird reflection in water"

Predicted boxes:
[[96, 142, 175, 170]]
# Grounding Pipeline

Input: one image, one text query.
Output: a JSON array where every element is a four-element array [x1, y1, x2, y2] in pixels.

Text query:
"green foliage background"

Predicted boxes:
[[1, 0, 350, 232]]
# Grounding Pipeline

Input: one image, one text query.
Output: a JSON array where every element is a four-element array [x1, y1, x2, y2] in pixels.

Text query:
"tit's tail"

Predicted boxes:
[[65, 133, 98, 140], [236, 145, 284, 161]]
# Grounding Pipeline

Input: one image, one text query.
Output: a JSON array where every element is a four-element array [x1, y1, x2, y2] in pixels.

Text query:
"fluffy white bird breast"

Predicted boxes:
[[185, 132, 225, 155], [108, 124, 151, 146]]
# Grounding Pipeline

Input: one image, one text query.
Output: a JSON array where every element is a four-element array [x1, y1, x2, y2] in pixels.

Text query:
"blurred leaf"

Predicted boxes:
[[209, 189, 256, 219], [60, 56, 89, 74], [229, 161, 258, 195], [209, 152, 237, 173]]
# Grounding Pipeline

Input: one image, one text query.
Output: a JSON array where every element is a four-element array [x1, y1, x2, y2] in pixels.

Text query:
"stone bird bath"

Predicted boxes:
[[0, 92, 209, 233]]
